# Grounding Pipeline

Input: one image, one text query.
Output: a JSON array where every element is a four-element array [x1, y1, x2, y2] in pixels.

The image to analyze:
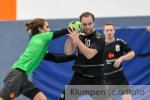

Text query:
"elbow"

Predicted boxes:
[[86, 56, 93, 59], [128, 51, 135, 59], [65, 52, 72, 55], [86, 54, 95, 59], [86, 49, 97, 59], [64, 50, 73, 55], [64, 46, 76, 55], [131, 51, 135, 58]]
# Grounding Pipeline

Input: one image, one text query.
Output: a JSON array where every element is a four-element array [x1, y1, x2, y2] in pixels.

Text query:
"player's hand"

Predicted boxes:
[[146, 26, 150, 32], [113, 57, 123, 68], [67, 27, 75, 36], [67, 27, 79, 43]]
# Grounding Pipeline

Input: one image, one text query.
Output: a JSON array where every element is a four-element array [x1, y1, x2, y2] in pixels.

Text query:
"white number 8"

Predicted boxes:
[[115, 45, 120, 52]]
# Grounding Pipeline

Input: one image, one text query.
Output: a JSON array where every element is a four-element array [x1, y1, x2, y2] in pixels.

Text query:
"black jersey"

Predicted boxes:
[[72, 31, 105, 76], [103, 38, 132, 75]]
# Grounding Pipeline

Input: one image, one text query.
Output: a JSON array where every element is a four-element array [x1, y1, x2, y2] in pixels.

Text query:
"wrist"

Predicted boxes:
[[73, 38, 80, 44], [119, 56, 124, 61]]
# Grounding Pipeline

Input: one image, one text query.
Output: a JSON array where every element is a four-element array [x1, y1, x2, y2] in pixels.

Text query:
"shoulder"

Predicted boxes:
[[33, 32, 53, 41], [33, 32, 52, 37], [94, 31, 104, 39], [43, 32, 53, 35], [116, 38, 127, 44], [42, 32, 54, 38]]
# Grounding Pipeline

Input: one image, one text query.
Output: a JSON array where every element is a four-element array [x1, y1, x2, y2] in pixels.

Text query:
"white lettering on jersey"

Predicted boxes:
[[85, 39, 91, 47]]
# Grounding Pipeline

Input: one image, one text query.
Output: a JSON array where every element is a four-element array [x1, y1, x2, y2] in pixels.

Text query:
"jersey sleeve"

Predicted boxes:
[[44, 52, 76, 63], [52, 28, 68, 39], [42, 32, 54, 42], [90, 32, 105, 52], [120, 39, 132, 53]]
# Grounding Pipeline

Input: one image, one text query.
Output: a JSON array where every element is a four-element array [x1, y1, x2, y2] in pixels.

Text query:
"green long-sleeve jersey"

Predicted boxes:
[[13, 32, 53, 76]]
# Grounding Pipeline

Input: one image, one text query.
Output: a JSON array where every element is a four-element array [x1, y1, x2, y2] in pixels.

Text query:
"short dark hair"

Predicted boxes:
[[80, 12, 95, 22], [103, 22, 115, 29], [103, 22, 115, 27]]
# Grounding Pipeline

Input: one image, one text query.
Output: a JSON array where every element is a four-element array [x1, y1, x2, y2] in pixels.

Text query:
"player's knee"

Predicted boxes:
[[0, 97, 4, 100], [122, 94, 132, 100], [58, 93, 65, 100], [33, 92, 47, 100]]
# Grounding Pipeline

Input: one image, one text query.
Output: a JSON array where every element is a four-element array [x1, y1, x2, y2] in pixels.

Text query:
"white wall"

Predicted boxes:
[[17, 0, 150, 20]]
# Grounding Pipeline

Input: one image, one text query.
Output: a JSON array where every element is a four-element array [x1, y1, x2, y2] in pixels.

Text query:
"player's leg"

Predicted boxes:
[[22, 80, 47, 100], [33, 92, 47, 100], [0, 98, 4, 100], [0, 68, 25, 100], [121, 94, 132, 100], [59, 72, 83, 100], [104, 74, 116, 100], [117, 70, 132, 100], [0, 97, 16, 100], [58, 74, 76, 100]]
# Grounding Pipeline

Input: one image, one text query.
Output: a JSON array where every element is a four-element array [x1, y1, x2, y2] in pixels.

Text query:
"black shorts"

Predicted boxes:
[[59, 72, 106, 100], [104, 70, 131, 95], [0, 68, 40, 100], [104, 70, 129, 85], [69, 72, 105, 85]]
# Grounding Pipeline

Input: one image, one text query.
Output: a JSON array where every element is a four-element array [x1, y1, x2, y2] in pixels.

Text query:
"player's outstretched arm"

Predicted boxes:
[[52, 28, 69, 39], [44, 52, 76, 63]]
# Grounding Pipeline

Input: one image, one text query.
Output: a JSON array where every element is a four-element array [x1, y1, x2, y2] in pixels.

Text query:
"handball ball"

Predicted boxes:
[[68, 21, 83, 33], [146, 26, 150, 32]]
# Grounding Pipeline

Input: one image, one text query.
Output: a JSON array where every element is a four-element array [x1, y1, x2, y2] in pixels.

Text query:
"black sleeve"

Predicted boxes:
[[120, 40, 132, 53], [90, 32, 105, 52], [44, 52, 77, 63], [52, 28, 69, 39]]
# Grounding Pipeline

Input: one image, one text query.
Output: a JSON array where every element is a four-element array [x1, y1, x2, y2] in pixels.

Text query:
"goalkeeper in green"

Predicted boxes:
[[0, 18, 74, 100]]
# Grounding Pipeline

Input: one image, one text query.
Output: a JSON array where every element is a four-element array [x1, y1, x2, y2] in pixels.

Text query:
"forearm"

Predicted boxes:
[[44, 52, 76, 63], [52, 28, 69, 39], [76, 40, 97, 59], [120, 51, 135, 60], [67, 28, 97, 58], [64, 38, 77, 55]]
